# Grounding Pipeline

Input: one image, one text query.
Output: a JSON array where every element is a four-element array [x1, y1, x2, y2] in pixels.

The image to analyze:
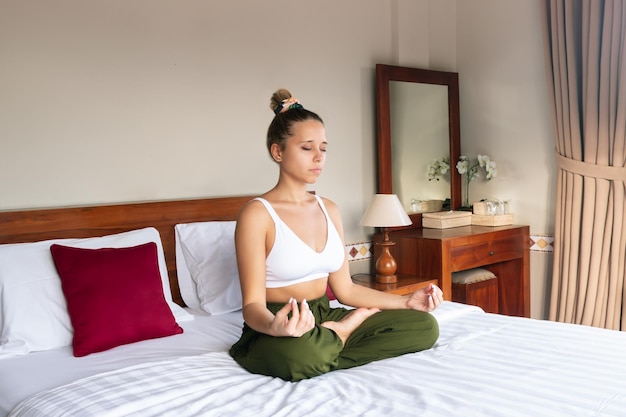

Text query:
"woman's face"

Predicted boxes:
[[275, 119, 327, 184]]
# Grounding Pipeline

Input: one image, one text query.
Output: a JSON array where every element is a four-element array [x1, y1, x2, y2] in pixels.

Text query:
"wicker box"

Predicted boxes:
[[473, 201, 508, 215], [410, 199, 444, 213], [472, 201, 490, 215], [471, 213, 514, 226], [422, 211, 472, 229]]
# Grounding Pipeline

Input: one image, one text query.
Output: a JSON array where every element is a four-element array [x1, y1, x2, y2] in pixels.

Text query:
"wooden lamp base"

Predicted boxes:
[[374, 232, 398, 284]]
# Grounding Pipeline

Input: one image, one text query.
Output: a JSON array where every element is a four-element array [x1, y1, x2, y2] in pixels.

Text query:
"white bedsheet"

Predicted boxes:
[[4, 302, 626, 416], [0, 310, 243, 417]]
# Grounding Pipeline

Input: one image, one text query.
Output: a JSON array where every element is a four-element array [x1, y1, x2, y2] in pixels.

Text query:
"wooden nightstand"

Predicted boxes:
[[375, 224, 530, 317], [351, 273, 438, 296]]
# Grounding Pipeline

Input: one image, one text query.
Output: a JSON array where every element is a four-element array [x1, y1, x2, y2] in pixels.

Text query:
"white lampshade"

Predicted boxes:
[[359, 194, 412, 228]]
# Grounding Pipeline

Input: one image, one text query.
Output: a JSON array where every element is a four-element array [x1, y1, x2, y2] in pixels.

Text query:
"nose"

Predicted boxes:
[[313, 148, 324, 162]]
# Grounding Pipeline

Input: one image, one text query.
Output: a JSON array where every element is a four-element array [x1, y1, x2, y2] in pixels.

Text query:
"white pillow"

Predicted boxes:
[[175, 229, 202, 311], [0, 227, 193, 357], [175, 221, 242, 315]]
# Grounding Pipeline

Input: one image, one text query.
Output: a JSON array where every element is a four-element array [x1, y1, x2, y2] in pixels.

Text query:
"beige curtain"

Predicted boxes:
[[542, 0, 626, 330]]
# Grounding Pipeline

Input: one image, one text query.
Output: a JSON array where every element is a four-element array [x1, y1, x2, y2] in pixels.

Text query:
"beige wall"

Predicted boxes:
[[0, 0, 392, 246], [455, 0, 555, 319], [0, 0, 554, 318]]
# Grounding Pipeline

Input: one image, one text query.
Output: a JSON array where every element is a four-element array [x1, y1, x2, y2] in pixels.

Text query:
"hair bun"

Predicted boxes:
[[270, 88, 302, 115]]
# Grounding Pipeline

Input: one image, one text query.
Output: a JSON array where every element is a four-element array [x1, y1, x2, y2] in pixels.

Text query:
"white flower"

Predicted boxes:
[[477, 154, 490, 168], [485, 160, 497, 179], [456, 156, 469, 175], [427, 157, 450, 181], [457, 154, 497, 181]]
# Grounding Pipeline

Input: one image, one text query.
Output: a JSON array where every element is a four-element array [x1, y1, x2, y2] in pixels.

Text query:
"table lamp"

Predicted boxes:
[[359, 194, 412, 283]]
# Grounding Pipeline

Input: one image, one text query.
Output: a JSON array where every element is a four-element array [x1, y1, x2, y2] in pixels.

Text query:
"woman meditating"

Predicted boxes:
[[229, 89, 442, 381]]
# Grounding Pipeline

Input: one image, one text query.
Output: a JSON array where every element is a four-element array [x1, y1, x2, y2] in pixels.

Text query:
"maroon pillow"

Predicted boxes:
[[50, 242, 183, 357], [326, 284, 336, 300]]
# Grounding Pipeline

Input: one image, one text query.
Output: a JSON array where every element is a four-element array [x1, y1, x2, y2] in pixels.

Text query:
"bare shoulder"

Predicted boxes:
[[236, 199, 271, 228], [319, 196, 344, 227], [319, 196, 340, 214]]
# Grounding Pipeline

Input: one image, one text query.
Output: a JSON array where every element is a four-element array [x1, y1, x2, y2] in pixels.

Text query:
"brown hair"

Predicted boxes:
[[266, 88, 324, 159]]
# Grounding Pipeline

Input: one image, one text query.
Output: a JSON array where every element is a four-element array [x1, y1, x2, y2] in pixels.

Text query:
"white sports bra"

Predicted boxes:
[[254, 196, 345, 289]]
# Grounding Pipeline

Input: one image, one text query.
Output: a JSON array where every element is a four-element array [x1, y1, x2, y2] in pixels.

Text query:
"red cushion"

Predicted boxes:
[[50, 242, 183, 357], [326, 284, 336, 300]]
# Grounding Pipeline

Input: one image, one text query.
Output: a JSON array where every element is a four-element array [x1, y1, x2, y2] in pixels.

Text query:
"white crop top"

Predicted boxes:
[[254, 196, 345, 289]]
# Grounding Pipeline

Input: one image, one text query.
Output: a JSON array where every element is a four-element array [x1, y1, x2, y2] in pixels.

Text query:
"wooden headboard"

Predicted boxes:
[[0, 195, 256, 306]]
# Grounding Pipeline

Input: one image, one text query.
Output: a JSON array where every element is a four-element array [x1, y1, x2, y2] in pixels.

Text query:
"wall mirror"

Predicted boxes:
[[375, 64, 461, 227]]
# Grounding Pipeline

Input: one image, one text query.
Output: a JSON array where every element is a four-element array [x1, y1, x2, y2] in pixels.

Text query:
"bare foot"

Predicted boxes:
[[321, 307, 380, 346]]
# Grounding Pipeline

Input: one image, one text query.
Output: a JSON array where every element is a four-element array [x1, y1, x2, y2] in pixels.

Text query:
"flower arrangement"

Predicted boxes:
[[456, 154, 497, 208], [427, 157, 450, 181], [427, 154, 497, 208]]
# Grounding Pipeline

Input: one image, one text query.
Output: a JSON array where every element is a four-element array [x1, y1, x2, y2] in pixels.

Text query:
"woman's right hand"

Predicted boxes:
[[270, 298, 315, 337]]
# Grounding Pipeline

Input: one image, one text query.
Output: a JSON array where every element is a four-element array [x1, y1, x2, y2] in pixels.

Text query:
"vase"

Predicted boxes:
[[462, 177, 471, 209]]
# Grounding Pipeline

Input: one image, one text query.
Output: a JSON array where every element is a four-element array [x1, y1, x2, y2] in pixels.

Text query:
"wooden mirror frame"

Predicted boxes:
[[375, 64, 462, 228]]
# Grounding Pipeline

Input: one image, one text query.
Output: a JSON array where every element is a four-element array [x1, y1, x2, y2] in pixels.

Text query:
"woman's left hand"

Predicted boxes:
[[406, 284, 443, 312]]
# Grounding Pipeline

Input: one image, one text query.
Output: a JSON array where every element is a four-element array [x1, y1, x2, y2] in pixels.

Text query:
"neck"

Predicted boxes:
[[268, 183, 313, 204]]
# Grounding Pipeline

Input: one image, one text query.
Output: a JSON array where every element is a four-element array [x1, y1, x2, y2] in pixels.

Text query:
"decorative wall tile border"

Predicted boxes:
[[530, 234, 554, 253], [345, 242, 373, 262], [346, 233, 554, 261]]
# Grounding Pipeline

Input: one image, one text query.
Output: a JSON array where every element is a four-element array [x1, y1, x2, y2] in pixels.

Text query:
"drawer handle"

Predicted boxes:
[[489, 251, 495, 256]]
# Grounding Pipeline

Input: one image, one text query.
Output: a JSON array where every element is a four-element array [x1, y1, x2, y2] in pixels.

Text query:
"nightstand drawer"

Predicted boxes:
[[450, 234, 525, 271]]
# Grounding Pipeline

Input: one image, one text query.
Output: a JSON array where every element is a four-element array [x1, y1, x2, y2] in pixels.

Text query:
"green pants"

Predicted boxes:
[[228, 295, 439, 381]]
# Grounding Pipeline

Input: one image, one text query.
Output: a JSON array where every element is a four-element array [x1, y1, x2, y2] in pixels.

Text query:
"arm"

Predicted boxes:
[[235, 201, 314, 336], [323, 198, 442, 312]]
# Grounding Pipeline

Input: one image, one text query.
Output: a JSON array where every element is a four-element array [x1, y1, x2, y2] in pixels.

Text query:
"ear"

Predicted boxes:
[[270, 143, 283, 162]]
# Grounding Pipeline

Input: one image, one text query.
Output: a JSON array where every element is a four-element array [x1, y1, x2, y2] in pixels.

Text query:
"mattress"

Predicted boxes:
[[3, 302, 626, 417]]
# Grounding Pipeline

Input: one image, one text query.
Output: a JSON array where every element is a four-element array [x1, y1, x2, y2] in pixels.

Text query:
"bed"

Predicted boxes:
[[1, 195, 626, 417]]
